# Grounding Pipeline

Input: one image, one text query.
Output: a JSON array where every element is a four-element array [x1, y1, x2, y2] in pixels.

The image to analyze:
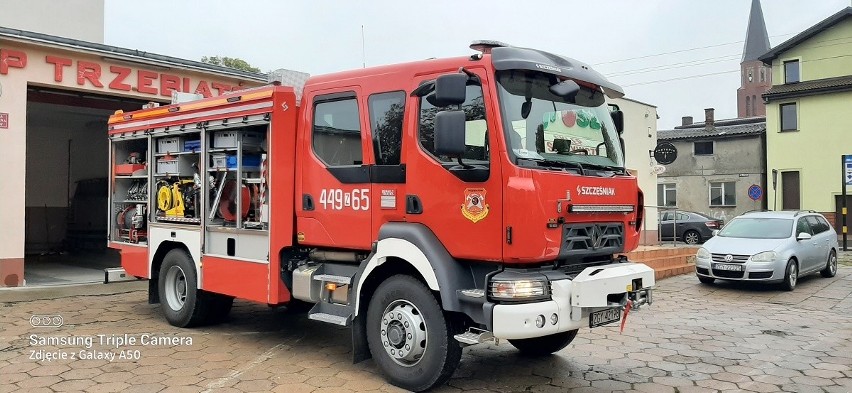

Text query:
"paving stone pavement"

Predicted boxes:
[[1, 267, 851, 393]]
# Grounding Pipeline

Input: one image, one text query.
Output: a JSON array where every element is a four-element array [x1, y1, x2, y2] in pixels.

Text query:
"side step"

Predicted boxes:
[[454, 328, 494, 345], [308, 312, 348, 326]]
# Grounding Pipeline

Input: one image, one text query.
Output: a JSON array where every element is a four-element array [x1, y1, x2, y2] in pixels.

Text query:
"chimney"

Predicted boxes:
[[704, 108, 715, 130], [681, 116, 693, 126]]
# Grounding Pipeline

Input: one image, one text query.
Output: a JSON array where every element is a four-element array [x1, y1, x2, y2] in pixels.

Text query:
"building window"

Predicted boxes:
[[760, 68, 765, 82], [752, 95, 757, 115], [709, 181, 736, 207], [368, 91, 405, 165], [780, 103, 797, 131], [746, 96, 751, 117], [657, 183, 677, 207], [312, 94, 363, 166], [694, 141, 714, 155], [784, 60, 800, 83]]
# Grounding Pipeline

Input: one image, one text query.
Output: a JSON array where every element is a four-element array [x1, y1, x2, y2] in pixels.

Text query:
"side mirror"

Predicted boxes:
[[435, 74, 467, 106], [434, 110, 466, 157], [796, 232, 812, 241], [610, 110, 624, 134]]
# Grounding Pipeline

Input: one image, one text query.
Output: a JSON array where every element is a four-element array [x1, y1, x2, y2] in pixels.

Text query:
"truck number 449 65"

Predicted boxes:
[[319, 188, 370, 211]]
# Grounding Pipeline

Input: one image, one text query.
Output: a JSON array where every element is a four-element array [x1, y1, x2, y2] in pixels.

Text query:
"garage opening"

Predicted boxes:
[[25, 86, 156, 285]]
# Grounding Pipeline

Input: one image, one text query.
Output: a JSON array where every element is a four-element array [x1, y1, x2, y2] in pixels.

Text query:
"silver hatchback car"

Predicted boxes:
[[695, 210, 839, 291]]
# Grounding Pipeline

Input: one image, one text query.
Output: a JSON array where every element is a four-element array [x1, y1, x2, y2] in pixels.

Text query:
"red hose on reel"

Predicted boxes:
[[218, 180, 251, 222]]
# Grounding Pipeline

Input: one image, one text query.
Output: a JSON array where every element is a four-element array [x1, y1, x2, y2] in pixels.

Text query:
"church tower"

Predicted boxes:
[[738, 0, 772, 118]]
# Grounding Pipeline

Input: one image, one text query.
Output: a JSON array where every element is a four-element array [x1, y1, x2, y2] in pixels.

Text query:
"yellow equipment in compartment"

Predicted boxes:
[[157, 180, 193, 217]]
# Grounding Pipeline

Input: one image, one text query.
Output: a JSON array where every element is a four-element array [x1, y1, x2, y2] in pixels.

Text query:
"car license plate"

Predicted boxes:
[[589, 308, 621, 328], [713, 263, 744, 271]]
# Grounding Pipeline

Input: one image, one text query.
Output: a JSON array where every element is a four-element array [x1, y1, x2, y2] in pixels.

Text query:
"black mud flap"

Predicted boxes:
[[351, 312, 371, 363]]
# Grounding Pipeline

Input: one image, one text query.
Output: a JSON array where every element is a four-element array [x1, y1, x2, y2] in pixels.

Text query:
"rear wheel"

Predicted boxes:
[[366, 275, 461, 392], [698, 276, 715, 284], [509, 330, 578, 356], [683, 230, 701, 245], [158, 249, 229, 327], [781, 259, 798, 291], [820, 250, 837, 278]]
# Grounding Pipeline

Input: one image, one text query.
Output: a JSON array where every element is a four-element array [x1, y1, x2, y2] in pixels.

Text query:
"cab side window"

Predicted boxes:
[[419, 84, 488, 163], [368, 91, 405, 165], [313, 95, 362, 166]]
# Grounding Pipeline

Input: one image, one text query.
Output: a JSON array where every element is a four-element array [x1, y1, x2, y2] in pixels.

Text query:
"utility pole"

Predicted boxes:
[[361, 25, 366, 68]]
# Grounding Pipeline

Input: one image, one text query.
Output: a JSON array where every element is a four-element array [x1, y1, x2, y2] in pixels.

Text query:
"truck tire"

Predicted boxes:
[[158, 249, 212, 327], [508, 330, 578, 356], [366, 275, 462, 392]]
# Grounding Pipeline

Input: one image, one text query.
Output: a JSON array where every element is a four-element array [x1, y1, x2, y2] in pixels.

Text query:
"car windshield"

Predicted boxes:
[[717, 218, 793, 239], [495, 70, 624, 171]]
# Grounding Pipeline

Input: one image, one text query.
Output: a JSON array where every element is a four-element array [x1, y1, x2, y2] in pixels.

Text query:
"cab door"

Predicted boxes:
[[404, 68, 504, 261], [366, 91, 408, 237], [297, 89, 372, 250]]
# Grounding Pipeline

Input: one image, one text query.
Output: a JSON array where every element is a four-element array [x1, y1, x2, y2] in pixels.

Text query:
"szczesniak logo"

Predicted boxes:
[[462, 188, 489, 223]]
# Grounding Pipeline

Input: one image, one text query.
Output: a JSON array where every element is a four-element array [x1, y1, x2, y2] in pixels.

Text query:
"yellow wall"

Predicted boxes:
[[766, 90, 852, 212], [773, 20, 852, 82]]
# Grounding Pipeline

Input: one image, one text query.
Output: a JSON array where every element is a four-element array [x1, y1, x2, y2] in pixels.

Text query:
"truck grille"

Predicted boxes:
[[563, 223, 624, 251], [557, 223, 624, 276]]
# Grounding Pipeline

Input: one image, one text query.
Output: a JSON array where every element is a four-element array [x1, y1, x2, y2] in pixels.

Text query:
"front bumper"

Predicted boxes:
[[488, 262, 655, 340], [695, 257, 785, 281]]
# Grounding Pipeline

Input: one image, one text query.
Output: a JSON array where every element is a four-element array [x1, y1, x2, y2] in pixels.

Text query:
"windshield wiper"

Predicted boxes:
[[581, 163, 626, 175], [518, 158, 585, 175]]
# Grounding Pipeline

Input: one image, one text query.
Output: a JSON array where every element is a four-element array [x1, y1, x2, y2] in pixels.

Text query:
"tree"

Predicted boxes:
[[200, 56, 261, 73]]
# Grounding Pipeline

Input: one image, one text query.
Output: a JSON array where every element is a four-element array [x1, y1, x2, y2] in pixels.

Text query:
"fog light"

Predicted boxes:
[[551, 313, 558, 325], [536, 315, 545, 328]]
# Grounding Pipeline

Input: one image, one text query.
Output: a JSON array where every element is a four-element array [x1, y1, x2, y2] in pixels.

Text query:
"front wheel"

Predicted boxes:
[[366, 275, 461, 392], [508, 330, 578, 356], [821, 250, 837, 278], [781, 258, 798, 291]]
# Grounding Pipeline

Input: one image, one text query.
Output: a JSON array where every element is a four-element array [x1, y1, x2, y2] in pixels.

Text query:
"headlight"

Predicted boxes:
[[751, 251, 777, 262], [489, 279, 549, 301], [697, 248, 711, 259]]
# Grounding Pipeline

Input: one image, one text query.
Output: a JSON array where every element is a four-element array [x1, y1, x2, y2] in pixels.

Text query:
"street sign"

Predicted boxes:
[[845, 154, 852, 185], [653, 142, 678, 165], [0, 113, 8, 129], [748, 184, 763, 201]]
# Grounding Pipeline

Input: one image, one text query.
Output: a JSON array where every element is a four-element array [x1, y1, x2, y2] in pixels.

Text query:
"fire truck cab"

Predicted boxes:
[[108, 41, 654, 391]]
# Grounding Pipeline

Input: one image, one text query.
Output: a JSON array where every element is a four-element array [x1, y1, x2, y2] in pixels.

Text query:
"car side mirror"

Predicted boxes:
[[796, 232, 812, 241], [435, 74, 467, 106], [434, 110, 466, 157]]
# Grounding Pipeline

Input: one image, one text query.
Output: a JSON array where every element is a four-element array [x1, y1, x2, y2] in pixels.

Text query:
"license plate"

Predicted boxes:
[[713, 263, 744, 271], [589, 308, 621, 328]]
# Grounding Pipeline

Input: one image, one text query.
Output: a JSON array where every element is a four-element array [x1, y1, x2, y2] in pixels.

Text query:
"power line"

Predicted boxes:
[[608, 54, 741, 77], [621, 70, 740, 87], [593, 32, 799, 66]]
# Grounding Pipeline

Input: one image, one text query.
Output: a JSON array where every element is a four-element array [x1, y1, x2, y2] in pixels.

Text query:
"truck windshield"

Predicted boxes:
[[496, 70, 624, 171]]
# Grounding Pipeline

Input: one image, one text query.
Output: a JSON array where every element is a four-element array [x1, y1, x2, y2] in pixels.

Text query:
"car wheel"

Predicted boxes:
[[781, 258, 798, 291], [509, 330, 578, 356], [366, 275, 462, 392], [683, 230, 701, 245], [820, 250, 838, 278], [698, 275, 715, 284]]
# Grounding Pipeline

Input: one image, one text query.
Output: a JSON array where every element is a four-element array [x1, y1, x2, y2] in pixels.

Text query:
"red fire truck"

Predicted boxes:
[[107, 41, 654, 391]]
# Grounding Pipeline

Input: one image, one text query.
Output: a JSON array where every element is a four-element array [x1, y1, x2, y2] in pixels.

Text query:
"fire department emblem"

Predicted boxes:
[[462, 188, 489, 223]]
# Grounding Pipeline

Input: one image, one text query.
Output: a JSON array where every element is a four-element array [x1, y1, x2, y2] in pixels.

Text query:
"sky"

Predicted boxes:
[[104, 0, 850, 130]]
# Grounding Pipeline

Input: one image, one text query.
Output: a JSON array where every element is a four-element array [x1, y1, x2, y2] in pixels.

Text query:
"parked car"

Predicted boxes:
[[658, 210, 723, 244], [694, 210, 839, 291]]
